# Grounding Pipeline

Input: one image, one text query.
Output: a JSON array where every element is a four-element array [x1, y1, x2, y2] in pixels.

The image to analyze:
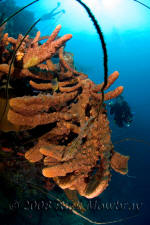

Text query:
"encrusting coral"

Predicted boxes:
[[0, 24, 129, 199]]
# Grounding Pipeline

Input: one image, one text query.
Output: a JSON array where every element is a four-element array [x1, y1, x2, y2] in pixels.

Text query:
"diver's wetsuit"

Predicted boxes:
[[110, 99, 133, 128]]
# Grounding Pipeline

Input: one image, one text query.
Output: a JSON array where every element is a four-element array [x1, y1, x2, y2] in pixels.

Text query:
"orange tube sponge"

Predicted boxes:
[[23, 25, 72, 68]]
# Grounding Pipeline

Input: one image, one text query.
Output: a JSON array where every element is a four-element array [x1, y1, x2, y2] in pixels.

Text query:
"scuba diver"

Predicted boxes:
[[108, 95, 133, 128], [40, 2, 65, 21]]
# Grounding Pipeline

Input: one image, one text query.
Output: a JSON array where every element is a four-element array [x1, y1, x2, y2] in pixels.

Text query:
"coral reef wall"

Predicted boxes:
[[0, 0, 38, 38]]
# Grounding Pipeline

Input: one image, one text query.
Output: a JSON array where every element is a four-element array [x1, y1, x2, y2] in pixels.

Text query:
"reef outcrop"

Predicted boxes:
[[0, 25, 129, 199]]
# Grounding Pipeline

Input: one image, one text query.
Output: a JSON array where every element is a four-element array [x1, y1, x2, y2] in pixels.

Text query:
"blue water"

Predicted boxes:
[[1, 0, 150, 224]]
